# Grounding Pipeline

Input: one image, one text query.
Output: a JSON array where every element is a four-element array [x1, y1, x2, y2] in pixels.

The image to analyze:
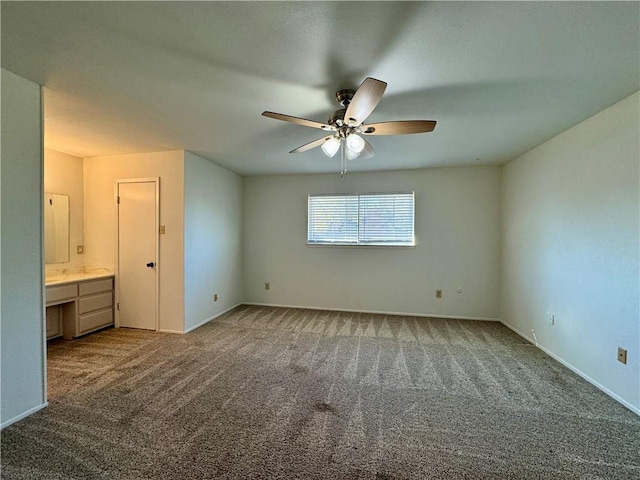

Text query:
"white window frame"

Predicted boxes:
[[307, 192, 415, 247]]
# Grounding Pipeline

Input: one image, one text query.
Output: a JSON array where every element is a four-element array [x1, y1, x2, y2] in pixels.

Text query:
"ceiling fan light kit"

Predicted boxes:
[[262, 77, 437, 175], [346, 133, 365, 153], [321, 137, 340, 157]]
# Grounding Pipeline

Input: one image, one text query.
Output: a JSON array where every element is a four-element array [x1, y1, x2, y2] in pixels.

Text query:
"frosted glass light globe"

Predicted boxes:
[[346, 134, 365, 153], [321, 137, 340, 157]]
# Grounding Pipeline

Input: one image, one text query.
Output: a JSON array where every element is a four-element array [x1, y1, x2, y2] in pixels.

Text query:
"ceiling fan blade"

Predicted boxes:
[[343, 77, 387, 127], [289, 136, 333, 154], [360, 138, 375, 159], [262, 111, 335, 131], [361, 120, 437, 135]]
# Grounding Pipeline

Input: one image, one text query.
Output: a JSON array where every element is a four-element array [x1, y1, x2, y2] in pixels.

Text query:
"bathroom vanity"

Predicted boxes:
[[45, 273, 115, 340]]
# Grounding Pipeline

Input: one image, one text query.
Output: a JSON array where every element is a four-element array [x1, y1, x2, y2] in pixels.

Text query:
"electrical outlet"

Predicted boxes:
[[214, 294, 218, 302], [265, 282, 270, 290], [435, 290, 442, 299], [618, 347, 627, 364], [548, 314, 555, 326]]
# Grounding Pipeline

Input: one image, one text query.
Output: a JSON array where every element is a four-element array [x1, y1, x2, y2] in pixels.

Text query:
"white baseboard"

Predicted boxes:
[[183, 303, 243, 334], [1, 402, 48, 430], [241, 302, 500, 322], [156, 304, 243, 334], [500, 320, 640, 416]]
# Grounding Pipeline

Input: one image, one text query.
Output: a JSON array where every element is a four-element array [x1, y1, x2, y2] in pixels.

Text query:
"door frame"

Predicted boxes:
[[114, 177, 160, 331]]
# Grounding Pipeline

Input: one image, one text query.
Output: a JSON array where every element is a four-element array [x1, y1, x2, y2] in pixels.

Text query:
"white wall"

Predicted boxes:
[[501, 92, 640, 413], [243, 166, 502, 319], [183, 152, 243, 331], [44, 149, 84, 276], [1, 69, 46, 427], [83, 151, 185, 333]]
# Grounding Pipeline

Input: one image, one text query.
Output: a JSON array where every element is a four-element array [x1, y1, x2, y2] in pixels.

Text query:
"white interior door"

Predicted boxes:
[[117, 180, 158, 330]]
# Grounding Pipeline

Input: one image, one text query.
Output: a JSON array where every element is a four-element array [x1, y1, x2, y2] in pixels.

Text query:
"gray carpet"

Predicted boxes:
[[2, 305, 639, 479]]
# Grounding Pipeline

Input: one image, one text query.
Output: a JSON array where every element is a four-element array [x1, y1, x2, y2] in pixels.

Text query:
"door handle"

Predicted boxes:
[[146, 262, 155, 268]]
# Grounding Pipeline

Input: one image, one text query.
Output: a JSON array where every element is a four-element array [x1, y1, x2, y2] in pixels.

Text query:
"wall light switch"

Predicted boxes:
[[435, 290, 442, 299], [159, 225, 166, 234], [77, 245, 84, 254], [265, 282, 270, 290]]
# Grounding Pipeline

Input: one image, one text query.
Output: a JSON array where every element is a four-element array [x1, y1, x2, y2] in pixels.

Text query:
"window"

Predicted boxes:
[[307, 192, 415, 246]]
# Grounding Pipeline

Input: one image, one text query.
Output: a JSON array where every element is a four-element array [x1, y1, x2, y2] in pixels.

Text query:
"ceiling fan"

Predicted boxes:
[[262, 77, 436, 175]]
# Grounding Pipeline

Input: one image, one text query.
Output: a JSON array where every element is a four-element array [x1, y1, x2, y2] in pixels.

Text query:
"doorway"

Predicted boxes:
[[116, 178, 159, 331]]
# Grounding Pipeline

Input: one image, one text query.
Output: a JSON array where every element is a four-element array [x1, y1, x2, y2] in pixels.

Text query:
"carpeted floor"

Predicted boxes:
[[2, 305, 639, 479]]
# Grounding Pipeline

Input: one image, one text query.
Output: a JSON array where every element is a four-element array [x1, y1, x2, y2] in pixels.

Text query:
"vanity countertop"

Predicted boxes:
[[45, 272, 114, 286]]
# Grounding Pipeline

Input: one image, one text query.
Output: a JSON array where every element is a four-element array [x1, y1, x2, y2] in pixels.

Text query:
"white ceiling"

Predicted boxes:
[[2, 2, 638, 176]]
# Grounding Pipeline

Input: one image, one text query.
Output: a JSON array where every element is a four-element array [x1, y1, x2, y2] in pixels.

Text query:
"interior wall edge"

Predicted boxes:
[[39, 85, 47, 408], [0, 403, 48, 431], [184, 303, 244, 334]]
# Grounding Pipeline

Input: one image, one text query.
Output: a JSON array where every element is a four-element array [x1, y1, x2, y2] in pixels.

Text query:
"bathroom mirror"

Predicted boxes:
[[44, 193, 70, 264]]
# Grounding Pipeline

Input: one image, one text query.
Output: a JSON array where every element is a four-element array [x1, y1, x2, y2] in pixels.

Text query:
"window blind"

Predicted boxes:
[[308, 192, 415, 246]]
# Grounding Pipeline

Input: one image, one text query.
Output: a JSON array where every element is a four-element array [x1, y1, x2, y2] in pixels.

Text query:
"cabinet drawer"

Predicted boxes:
[[78, 292, 113, 314], [46, 284, 78, 304], [78, 308, 113, 334], [79, 278, 113, 296]]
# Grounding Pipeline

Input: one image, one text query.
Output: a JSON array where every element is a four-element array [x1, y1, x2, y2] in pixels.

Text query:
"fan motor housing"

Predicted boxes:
[[335, 89, 355, 107], [328, 108, 346, 126]]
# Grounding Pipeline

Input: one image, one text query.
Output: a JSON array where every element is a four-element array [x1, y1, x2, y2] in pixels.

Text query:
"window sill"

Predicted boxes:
[[306, 243, 417, 249]]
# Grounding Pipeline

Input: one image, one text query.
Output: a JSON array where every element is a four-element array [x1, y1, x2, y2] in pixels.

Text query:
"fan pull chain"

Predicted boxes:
[[340, 140, 347, 177]]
